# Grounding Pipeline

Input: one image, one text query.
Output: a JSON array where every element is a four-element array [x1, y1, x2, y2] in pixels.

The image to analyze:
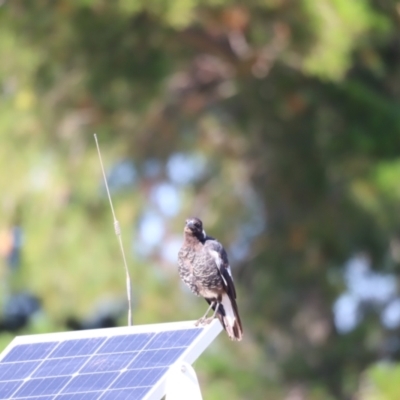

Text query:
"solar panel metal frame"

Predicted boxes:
[[0, 320, 222, 400]]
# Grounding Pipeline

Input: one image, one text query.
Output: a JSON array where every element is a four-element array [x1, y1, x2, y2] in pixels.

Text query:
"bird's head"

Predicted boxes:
[[184, 217, 206, 241]]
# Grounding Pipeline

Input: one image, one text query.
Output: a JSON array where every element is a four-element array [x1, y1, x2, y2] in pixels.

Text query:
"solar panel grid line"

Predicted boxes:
[[0, 332, 188, 398], [12, 333, 158, 399], [76, 330, 194, 400], [6, 338, 110, 399], [0, 321, 194, 397], [95, 327, 201, 398], [0, 320, 223, 400], [95, 330, 166, 400], [3, 337, 157, 400], [1, 340, 106, 399], [5, 342, 61, 399], [1, 320, 203, 349], [143, 320, 222, 400], [53, 334, 157, 399]]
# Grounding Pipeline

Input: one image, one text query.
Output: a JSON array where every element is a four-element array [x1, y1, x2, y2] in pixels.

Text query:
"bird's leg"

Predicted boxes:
[[195, 302, 214, 326], [204, 303, 220, 324]]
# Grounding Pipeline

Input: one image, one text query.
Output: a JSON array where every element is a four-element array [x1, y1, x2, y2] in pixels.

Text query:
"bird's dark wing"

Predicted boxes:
[[203, 239, 237, 299]]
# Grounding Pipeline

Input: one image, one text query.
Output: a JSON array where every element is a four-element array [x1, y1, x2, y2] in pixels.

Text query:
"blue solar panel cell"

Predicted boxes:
[[3, 342, 59, 362], [101, 387, 150, 400], [21, 396, 101, 400], [81, 353, 136, 373], [56, 393, 101, 400], [0, 360, 39, 381], [129, 348, 185, 369], [32, 356, 89, 378], [50, 338, 106, 358], [0, 380, 21, 399], [62, 371, 119, 394], [146, 329, 201, 349], [111, 367, 167, 389], [19, 397, 53, 400], [98, 333, 155, 354], [14, 376, 70, 397]]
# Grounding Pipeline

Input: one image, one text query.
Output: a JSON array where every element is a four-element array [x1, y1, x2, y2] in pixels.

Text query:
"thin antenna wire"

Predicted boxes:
[[94, 134, 132, 326]]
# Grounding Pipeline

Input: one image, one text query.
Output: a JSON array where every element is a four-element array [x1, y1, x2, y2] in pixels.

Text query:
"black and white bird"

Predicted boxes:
[[178, 217, 243, 341]]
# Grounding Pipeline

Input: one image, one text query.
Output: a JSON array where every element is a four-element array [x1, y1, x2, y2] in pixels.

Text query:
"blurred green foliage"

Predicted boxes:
[[1, 0, 400, 399], [361, 363, 400, 400]]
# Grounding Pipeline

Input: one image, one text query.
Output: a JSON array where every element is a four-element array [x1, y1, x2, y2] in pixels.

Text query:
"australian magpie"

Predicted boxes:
[[178, 217, 243, 341]]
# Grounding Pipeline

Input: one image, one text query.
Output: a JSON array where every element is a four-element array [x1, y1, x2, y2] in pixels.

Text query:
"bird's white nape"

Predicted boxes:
[[202, 230, 206, 240]]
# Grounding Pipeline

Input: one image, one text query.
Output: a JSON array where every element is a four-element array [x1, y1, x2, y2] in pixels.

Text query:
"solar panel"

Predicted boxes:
[[0, 320, 222, 400]]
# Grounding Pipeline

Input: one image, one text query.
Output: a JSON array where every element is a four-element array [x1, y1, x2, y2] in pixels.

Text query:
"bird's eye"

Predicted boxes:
[[195, 222, 200, 228]]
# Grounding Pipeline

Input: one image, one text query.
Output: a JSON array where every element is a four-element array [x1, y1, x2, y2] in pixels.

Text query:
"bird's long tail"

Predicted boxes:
[[217, 294, 243, 341]]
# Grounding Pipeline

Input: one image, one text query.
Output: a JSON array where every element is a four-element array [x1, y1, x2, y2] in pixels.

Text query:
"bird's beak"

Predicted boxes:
[[185, 219, 195, 230]]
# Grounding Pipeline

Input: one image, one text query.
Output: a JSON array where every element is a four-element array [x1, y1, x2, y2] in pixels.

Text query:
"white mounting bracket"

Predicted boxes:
[[165, 361, 203, 400]]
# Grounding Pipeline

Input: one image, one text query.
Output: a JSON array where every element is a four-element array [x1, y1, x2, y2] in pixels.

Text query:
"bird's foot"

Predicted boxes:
[[195, 315, 213, 326], [195, 317, 206, 326]]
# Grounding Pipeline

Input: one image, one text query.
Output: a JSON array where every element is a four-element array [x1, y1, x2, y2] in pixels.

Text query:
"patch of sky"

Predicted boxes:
[[160, 236, 183, 265], [229, 189, 266, 262], [166, 152, 207, 185], [229, 239, 250, 263], [344, 256, 396, 304], [133, 210, 165, 257], [150, 182, 181, 217], [382, 299, 400, 329], [333, 293, 361, 334], [333, 255, 400, 333], [241, 201, 266, 239], [142, 158, 162, 179], [106, 160, 136, 192]]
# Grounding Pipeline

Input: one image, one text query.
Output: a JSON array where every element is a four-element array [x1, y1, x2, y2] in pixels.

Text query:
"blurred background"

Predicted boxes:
[[1, 1, 400, 399]]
